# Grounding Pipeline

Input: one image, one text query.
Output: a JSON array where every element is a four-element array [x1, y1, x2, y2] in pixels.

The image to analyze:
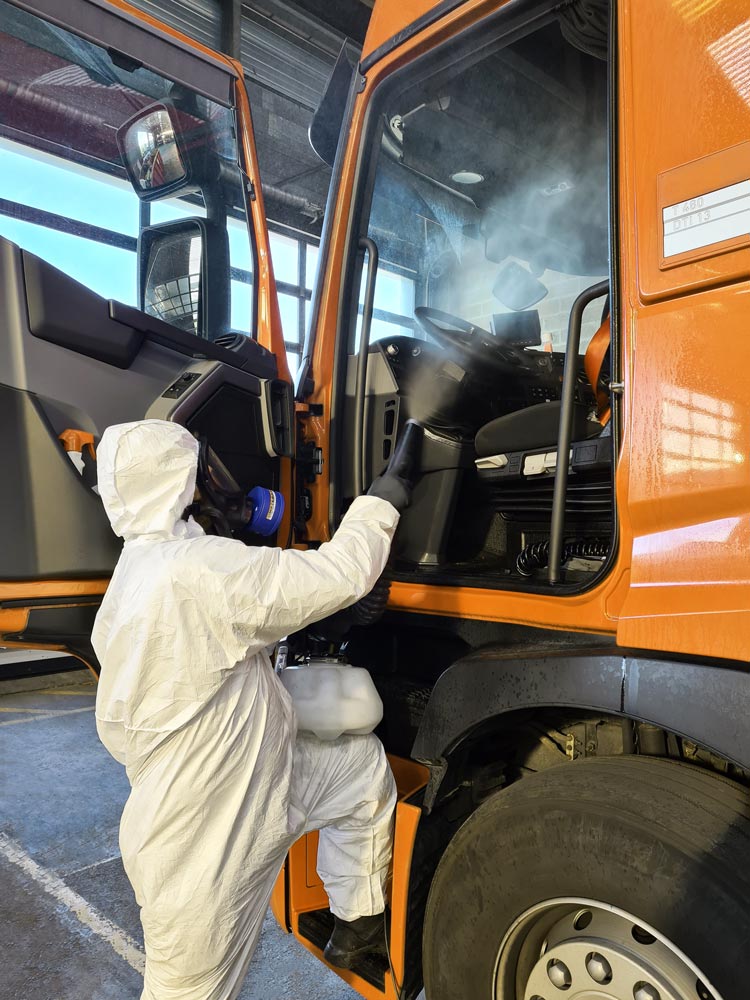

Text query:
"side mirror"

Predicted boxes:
[[309, 42, 358, 167], [138, 218, 229, 339], [117, 103, 195, 201]]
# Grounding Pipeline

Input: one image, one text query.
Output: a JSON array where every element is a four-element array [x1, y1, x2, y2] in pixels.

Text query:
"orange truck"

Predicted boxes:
[[2, 0, 750, 997]]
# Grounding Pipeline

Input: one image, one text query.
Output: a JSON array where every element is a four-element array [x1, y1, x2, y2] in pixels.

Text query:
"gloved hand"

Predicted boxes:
[[367, 472, 411, 512], [366, 420, 423, 513]]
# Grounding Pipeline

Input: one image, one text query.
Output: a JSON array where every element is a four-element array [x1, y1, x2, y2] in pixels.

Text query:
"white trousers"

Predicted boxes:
[[289, 733, 397, 922], [135, 731, 396, 1000]]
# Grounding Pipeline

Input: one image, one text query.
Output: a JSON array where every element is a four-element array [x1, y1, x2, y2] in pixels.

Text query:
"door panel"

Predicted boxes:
[[1, 383, 120, 579], [1, 235, 288, 580], [0, 0, 291, 663], [0, 240, 196, 433], [1, 236, 290, 660]]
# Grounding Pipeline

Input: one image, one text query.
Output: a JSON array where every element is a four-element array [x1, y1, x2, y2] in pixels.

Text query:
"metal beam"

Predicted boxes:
[[220, 0, 241, 59]]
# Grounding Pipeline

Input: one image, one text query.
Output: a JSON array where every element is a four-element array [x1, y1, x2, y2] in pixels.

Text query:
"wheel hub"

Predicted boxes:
[[494, 900, 722, 1000]]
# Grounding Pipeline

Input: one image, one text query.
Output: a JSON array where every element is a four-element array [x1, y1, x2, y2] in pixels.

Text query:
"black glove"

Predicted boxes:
[[366, 420, 423, 513], [367, 472, 411, 512]]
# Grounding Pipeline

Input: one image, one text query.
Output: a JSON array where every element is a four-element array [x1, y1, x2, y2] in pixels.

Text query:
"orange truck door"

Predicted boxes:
[[0, 0, 290, 670], [616, 0, 750, 661]]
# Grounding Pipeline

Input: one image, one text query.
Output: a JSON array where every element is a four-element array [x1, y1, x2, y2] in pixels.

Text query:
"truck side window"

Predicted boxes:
[[0, 2, 256, 342], [355, 21, 609, 355], [354, 257, 418, 347], [0, 138, 141, 305]]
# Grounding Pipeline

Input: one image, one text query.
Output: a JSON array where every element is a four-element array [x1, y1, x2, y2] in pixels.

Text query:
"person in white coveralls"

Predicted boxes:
[[92, 418, 414, 1000]]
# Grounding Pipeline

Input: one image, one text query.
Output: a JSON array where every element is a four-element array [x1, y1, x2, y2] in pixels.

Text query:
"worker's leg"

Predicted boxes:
[[122, 676, 298, 1000], [289, 732, 397, 921]]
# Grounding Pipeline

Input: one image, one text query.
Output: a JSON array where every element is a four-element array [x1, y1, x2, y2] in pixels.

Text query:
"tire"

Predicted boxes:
[[423, 756, 750, 1000]]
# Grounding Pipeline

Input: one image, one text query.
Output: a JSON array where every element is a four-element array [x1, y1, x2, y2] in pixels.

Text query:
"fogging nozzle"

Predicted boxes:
[[388, 419, 423, 485]]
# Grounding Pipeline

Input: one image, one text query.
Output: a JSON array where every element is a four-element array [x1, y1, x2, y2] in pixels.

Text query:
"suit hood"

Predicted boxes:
[[97, 420, 202, 541]]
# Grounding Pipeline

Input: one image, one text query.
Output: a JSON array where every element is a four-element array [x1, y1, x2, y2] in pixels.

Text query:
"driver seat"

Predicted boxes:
[[475, 316, 611, 462]]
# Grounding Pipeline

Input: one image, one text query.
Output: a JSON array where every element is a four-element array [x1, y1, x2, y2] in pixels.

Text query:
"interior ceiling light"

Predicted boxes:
[[451, 170, 484, 184]]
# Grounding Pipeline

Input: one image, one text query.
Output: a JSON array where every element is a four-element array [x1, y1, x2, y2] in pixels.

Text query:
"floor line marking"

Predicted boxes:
[[0, 707, 61, 713], [28, 688, 97, 696], [0, 706, 94, 714], [0, 834, 145, 975], [0, 706, 96, 727], [67, 853, 123, 876]]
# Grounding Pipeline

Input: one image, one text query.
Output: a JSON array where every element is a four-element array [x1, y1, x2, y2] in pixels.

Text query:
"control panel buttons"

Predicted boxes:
[[162, 371, 201, 399]]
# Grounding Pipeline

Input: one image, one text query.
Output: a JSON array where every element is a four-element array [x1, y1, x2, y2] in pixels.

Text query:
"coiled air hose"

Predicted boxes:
[[516, 537, 610, 577], [306, 569, 392, 646], [347, 574, 391, 625]]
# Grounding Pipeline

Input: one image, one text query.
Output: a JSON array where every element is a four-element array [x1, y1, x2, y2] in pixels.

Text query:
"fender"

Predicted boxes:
[[411, 646, 750, 773]]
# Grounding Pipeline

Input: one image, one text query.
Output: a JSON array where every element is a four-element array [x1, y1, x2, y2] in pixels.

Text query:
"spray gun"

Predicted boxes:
[[383, 418, 424, 494], [302, 419, 424, 651]]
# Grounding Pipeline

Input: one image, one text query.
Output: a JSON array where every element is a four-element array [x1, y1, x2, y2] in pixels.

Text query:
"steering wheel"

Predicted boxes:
[[413, 306, 533, 376]]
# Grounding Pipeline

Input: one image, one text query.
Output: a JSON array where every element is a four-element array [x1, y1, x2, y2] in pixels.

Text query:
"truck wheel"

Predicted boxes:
[[423, 756, 750, 1000]]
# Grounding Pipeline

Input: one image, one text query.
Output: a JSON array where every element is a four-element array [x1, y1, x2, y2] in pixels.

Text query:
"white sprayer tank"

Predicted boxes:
[[278, 657, 383, 741]]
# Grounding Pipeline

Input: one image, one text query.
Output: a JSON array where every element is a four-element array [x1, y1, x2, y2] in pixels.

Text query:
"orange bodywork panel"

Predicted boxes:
[[274, 756, 429, 999], [362, 0, 448, 61], [615, 0, 750, 661], [0, 581, 108, 650]]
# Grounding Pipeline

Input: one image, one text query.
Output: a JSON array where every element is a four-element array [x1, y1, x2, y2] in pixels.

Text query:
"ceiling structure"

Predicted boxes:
[[129, 0, 373, 238]]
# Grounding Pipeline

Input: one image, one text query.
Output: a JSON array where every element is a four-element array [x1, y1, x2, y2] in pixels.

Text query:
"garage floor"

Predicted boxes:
[[0, 669, 358, 1000]]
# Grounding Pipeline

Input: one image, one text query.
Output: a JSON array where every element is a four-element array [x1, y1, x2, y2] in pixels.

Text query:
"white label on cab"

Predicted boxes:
[[663, 179, 750, 257]]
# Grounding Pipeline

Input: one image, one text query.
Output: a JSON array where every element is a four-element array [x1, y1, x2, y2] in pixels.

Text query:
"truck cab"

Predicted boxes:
[[3, 1, 750, 999]]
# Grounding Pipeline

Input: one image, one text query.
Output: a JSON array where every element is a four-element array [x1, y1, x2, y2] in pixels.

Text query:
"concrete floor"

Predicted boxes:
[[0, 669, 359, 1000]]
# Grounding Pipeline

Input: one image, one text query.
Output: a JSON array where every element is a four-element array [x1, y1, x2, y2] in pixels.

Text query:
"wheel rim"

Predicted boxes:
[[493, 898, 723, 1000]]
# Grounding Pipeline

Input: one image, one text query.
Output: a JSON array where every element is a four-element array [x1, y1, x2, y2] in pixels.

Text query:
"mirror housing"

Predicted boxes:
[[117, 102, 197, 201], [138, 218, 229, 340], [492, 260, 548, 312], [309, 42, 358, 167]]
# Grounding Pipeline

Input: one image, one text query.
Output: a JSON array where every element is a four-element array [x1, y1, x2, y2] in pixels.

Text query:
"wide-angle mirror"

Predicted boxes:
[[140, 220, 204, 333], [118, 104, 188, 199], [139, 218, 230, 339]]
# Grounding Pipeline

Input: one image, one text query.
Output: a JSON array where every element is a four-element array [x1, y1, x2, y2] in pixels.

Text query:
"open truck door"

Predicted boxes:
[[0, 0, 293, 671]]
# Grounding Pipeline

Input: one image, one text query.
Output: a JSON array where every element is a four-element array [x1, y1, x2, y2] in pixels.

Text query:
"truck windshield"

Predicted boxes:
[[355, 13, 609, 351], [0, 1, 254, 340]]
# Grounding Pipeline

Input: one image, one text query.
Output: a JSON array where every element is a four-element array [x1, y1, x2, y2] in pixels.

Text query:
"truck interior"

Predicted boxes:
[[338, 1, 613, 593]]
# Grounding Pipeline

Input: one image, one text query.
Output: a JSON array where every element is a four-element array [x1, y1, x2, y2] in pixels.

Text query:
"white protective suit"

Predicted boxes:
[[92, 420, 399, 1000]]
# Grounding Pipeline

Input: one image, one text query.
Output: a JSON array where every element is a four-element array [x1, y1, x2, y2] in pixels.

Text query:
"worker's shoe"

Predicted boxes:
[[324, 913, 386, 969]]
